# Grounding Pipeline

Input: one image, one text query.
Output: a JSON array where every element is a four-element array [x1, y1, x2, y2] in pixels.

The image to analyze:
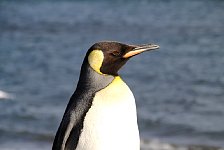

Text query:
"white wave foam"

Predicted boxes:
[[141, 139, 185, 150], [141, 139, 224, 150], [0, 90, 13, 99]]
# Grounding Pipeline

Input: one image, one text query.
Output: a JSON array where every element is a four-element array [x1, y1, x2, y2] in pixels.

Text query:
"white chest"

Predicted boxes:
[[76, 77, 140, 150]]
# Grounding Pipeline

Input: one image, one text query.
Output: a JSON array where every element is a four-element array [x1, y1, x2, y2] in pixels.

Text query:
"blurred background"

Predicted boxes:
[[0, 0, 224, 149]]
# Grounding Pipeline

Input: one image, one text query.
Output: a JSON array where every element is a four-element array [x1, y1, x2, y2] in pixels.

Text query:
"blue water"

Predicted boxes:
[[0, 0, 224, 149]]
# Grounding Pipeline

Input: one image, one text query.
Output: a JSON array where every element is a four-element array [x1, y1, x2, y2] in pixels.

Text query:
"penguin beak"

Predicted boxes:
[[123, 44, 159, 58]]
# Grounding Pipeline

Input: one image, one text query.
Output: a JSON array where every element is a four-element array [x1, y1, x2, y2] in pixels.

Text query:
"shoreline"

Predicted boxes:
[[1, 139, 224, 150]]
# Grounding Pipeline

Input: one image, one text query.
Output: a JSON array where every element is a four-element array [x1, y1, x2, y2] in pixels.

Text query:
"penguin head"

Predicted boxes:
[[86, 41, 159, 76]]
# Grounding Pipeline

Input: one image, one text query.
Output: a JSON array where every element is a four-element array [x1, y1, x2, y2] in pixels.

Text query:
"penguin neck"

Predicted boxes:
[[76, 61, 115, 93]]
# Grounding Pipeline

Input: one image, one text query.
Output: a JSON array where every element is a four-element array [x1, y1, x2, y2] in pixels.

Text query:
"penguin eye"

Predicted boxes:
[[111, 50, 121, 57]]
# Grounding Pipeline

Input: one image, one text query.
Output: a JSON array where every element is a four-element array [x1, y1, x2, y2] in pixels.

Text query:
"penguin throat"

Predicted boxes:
[[88, 50, 104, 75]]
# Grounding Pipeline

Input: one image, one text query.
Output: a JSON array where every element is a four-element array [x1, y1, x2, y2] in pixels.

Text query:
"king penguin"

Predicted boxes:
[[52, 41, 159, 150]]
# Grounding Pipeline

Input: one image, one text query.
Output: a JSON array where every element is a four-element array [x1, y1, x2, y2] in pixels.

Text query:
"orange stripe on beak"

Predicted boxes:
[[123, 44, 159, 58]]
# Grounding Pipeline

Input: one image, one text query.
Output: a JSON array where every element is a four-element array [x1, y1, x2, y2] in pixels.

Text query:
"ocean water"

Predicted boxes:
[[0, 0, 224, 149]]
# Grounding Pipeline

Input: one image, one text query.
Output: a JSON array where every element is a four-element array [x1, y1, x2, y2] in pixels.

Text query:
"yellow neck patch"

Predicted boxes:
[[111, 76, 123, 86], [88, 50, 104, 74]]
